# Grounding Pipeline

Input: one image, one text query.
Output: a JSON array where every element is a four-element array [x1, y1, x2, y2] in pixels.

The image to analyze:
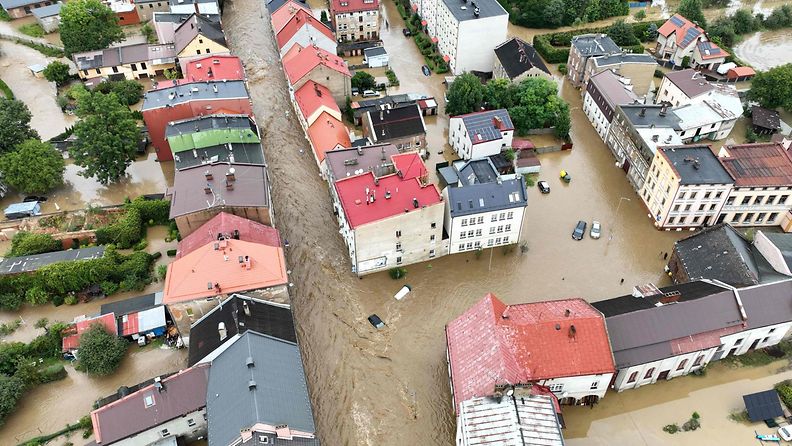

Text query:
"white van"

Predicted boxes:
[[362, 90, 379, 98]]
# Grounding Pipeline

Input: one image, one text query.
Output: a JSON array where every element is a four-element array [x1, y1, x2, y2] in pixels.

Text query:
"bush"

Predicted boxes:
[[128, 197, 170, 225], [558, 63, 567, 74], [663, 423, 680, 434], [40, 364, 67, 383], [776, 381, 792, 410], [8, 232, 62, 257], [634, 9, 646, 21], [76, 324, 128, 375], [95, 208, 143, 249], [654, 69, 664, 78], [42, 61, 71, 86], [64, 295, 78, 305], [133, 239, 148, 251], [0, 79, 13, 99], [385, 69, 399, 87], [12, 38, 64, 57], [0, 375, 25, 424], [93, 80, 144, 106], [157, 264, 167, 280], [389, 267, 407, 280], [100, 280, 119, 295]]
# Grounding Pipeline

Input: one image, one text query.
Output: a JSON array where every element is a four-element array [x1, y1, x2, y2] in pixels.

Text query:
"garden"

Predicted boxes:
[[533, 20, 664, 64], [395, 3, 449, 74]]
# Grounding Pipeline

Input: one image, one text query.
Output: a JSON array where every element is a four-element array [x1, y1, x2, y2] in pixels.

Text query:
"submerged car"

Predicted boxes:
[[537, 180, 550, 194], [422, 65, 431, 76], [590, 220, 601, 239], [402, 28, 412, 37], [572, 220, 586, 241]]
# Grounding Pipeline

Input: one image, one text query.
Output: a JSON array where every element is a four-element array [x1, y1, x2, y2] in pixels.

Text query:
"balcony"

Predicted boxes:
[[721, 203, 791, 212]]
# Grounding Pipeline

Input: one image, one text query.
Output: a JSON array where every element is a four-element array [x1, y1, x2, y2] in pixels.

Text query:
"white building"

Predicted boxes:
[[448, 109, 514, 160], [330, 0, 380, 43], [755, 231, 792, 276], [656, 14, 707, 66], [582, 70, 639, 142], [363, 46, 388, 68], [275, 9, 337, 57]]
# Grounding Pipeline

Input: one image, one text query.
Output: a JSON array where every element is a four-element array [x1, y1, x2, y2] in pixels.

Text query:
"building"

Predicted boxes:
[[324, 143, 401, 185], [165, 114, 263, 169], [640, 145, 733, 229], [582, 52, 656, 97], [755, 231, 792, 276], [731, 279, 792, 357], [182, 54, 244, 83], [363, 46, 388, 68], [446, 293, 615, 408], [276, 8, 336, 56], [329, 0, 380, 43], [350, 93, 435, 125], [107, 0, 141, 25], [583, 70, 639, 141], [691, 40, 727, 70], [492, 37, 552, 83], [566, 34, 620, 87], [751, 106, 782, 135], [717, 142, 792, 228], [0, 246, 105, 276], [62, 313, 118, 352], [363, 104, 426, 152], [431, 0, 508, 75], [727, 66, 756, 82], [282, 44, 352, 104], [204, 330, 320, 445], [168, 0, 219, 15], [31, 2, 60, 32], [448, 109, 514, 160], [0, 0, 53, 19], [134, 0, 170, 22], [267, 0, 306, 13], [333, 151, 443, 274], [90, 364, 210, 445], [306, 112, 352, 170], [167, 162, 272, 236], [73, 43, 177, 81], [100, 292, 172, 342], [270, 0, 312, 32], [141, 80, 252, 161], [655, 69, 712, 107], [174, 13, 229, 72], [439, 158, 528, 254], [293, 80, 342, 129], [656, 14, 708, 67]]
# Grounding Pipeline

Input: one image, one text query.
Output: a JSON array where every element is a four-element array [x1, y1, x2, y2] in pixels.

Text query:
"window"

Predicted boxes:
[[499, 212, 506, 221], [769, 212, 779, 222], [395, 242, 402, 251], [757, 213, 766, 223], [489, 227, 495, 235], [549, 383, 564, 392], [396, 230, 401, 237], [487, 239, 494, 246], [715, 191, 722, 198], [732, 213, 743, 222], [627, 371, 639, 383], [735, 338, 744, 345], [744, 213, 754, 222], [497, 226, 504, 233], [491, 215, 497, 222], [206, 48, 211, 54], [396, 256, 402, 265], [698, 204, 705, 211], [460, 232, 466, 239], [692, 216, 700, 224], [199, 38, 203, 44], [507, 211, 514, 219], [461, 218, 467, 227], [187, 419, 196, 427], [668, 216, 676, 224], [112, 66, 119, 73], [466, 242, 473, 250], [690, 192, 697, 199], [590, 381, 599, 390], [431, 222, 437, 229], [161, 429, 170, 437], [429, 249, 435, 258], [505, 224, 511, 232], [692, 355, 704, 367], [467, 230, 474, 238], [726, 196, 735, 205], [768, 195, 777, 204], [644, 367, 655, 379], [673, 204, 680, 212], [477, 216, 484, 224], [704, 192, 711, 199], [430, 235, 435, 242], [141, 62, 147, 69], [144, 395, 155, 407], [458, 244, 465, 251], [762, 337, 770, 344], [495, 237, 502, 245], [474, 241, 481, 248], [676, 359, 688, 370], [196, 49, 202, 54], [475, 229, 482, 237], [684, 205, 691, 211], [770, 328, 777, 333], [741, 196, 751, 205], [782, 195, 790, 204], [131, 63, 138, 71]]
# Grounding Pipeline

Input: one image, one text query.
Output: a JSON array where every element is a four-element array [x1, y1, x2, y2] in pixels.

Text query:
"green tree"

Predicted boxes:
[[75, 323, 128, 375], [731, 9, 758, 34], [484, 78, 518, 109], [320, 10, 328, 22], [0, 375, 25, 424], [0, 139, 65, 194], [634, 9, 646, 21], [446, 73, 484, 116], [42, 61, 71, 86], [8, 232, 62, 257], [72, 91, 141, 185], [60, 0, 125, 55], [542, 0, 565, 27], [0, 99, 39, 154], [678, 0, 706, 28], [707, 17, 736, 47], [748, 64, 792, 111], [608, 20, 639, 46], [140, 22, 157, 44], [351, 71, 376, 91], [94, 80, 144, 106]]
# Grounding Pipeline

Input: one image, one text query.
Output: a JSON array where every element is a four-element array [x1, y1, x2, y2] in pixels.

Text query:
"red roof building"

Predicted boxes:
[[719, 142, 792, 187], [658, 14, 705, 46], [294, 80, 342, 127], [306, 112, 351, 166], [176, 212, 282, 259], [184, 55, 246, 83], [330, 0, 378, 14], [446, 293, 615, 412], [62, 313, 119, 352], [329, 0, 380, 42], [271, 0, 312, 33], [276, 9, 336, 55], [727, 66, 756, 80], [282, 45, 351, 103]]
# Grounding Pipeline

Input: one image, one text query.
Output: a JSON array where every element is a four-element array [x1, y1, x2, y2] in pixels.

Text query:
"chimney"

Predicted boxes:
[[660, 103, 668, 117], [226, 167, 236, 182], [204, 185, 212, 194], [218, 321, 227, 340], [226, 179, 234, 191], [204, 170, 213, 181], [385, 190, 392, 199], [412, 198, 419, 208], [568, 325, 577, 338], [493, 116, 503, 129], [212, 84, 218, 93], [244, 255, 251, 270], [660, 290, 681, 304], [639, 107, 646, 118], [154, 376, 164, 393]]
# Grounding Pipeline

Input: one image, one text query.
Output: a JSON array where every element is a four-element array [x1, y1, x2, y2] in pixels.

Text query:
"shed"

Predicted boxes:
[[752, 106, 782, 135], [726, 66, 755, 81], [4, 201, 41, 219], [743, 390, 784, 422], [363, 46, 389, 68], [31, 2, 62, 33]]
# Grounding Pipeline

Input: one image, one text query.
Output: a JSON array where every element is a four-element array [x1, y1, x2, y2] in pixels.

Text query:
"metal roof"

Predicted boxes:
[[173, 142, 266, 170], [744, 390, 783, 422], [448, 177, 527, 217], [660, 145, 733, 185], [363, 46, 387, 57], [457, 109, 513, 144], [142, 80, 249, 111], [592, 52, 656, 67], [31, 3, 61, 17], [166, 115, 259, 153], [440, 0, 507, 22], [100, 292, 162, 317], [457, 394, 565, 446], [738, 279, 792, 330], [0, 246, 105, 276], [719, 142, 792, 187], [168, 162, 270, 218], [570, 34, 621, 57]]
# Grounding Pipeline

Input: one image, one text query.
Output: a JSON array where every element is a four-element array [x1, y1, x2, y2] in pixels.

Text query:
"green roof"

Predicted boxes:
[[168, 128, 260, 153]]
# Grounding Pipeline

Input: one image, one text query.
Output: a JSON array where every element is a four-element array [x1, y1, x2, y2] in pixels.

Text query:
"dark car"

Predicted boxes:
[[422, 65, 431, 76], [402, 28, 412, 37], [23, 195, 47, 202], [572, 220, 587, 240], [537, 180, 550, 194]]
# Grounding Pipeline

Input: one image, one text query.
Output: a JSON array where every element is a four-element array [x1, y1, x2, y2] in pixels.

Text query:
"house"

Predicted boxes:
[[73, 43, 177, 81], [333, 151, 444, 274], [582, 52, 657, 97], [727, 66, 756, 81], [350, 93, 433, 125], [566, 34, 620, 87], [204, 331, 320, 445], [174, 13, 229, 72], [439, 158, 528, 254], [141, 80, 252, 161], [592, 281, 745, 391], [751, 106, 782, 135], [134, 0, 170, 22], [0, 246, 105, 276], [717, 142, 792, 228], [0, 0, 53, 19], [639, 145, 733, 229], [691, 40, 727, 70], [323, 143, 401, 185], [165, 114, 264, 169], [330, 0, 380, 43], [448, 109, 514, 160], [100, 292, 171, 342], [673, 90, 742, 143], [107, 0, 141, 25], [168, 0, 219, 16], [727, 279, 792, 357], [282, 44, 352, 104], [186, 292, 296, 365], [293, 80, 342, 129], [270, 0, 312, 33], [276, 8, 336, 56], [31, 2, 61, 32], [656, 14, 708, 67], [456, 391, 564, 446], [90, 364, 210, 445], [62, 313, 118, 352], [306, 112, 352, 170], [363, 46, 388, 68], [605, 104, 682, 191], [266, 0, 306, 14], [755, 231, 792, 276], [655, 69, 713, 107], [492, 37, 552, 82], [182, 54, 245, 83], [363, 104, 426, 152], [583, 70, 639, 142], [446, 293, 615, 408]]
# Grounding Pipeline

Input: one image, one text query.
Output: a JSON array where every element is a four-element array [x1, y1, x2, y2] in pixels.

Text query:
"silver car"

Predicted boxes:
[[590, 221, 601, 239]]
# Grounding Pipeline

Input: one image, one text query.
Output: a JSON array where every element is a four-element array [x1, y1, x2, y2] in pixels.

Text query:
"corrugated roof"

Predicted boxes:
[[101, 292, 162, 317], [120, 306, 167, 336], [166, 115, 259, 153], [457, 394, 564, 446], [719, 142, 792, 187], [31, 3, 61, 17], [173, 143, 265, 170]]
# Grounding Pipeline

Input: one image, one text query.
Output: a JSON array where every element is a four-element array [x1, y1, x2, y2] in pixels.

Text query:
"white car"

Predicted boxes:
[[362, 90, 379, 97], [779, 426, 792, 441], [590, 220, 601, 239]]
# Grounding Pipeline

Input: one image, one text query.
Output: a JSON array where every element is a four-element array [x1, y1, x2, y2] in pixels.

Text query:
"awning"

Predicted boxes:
[[421, 20, 427, 26], [431, 36, 438, 43], [443, 55, 450, 62]]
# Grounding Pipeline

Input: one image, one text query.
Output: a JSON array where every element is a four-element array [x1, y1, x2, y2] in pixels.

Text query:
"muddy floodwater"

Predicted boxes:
[[735, 29, 792, 70]]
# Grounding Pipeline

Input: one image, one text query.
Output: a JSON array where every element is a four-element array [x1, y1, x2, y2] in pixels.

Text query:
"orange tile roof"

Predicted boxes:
[[331, 0, 378, 14], [282, 42, 303, 64], [276, 9, 334, 50], [719, 142, 792, 187], [727, 66, 756, 78], [294, 80, 340, 122], [271, 0, 312, 33], [176, 212, 282, 259], [307, 111, 351, 162], [283, 45, 351, 85], [162, 238, 287, 304], [184, 55, 245, 83], [658, 14, 705, 47], [62, 313, 118, 351]]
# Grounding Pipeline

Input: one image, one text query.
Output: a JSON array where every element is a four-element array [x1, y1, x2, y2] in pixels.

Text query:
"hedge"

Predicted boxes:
[[0, 79, 13, 100], [533, 20, 664, 64], [8, 232, 62, 257], [94, 198, 171, 249], [777, 381, 792, 410]]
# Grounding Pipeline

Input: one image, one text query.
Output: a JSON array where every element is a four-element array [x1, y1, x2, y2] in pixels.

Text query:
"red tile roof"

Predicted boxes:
[[670, 325, 744, 356], [334, 152, 440, 229], [727, 66, 756, 78], [176, 212, 282, 259], [696, 41, 728, 59], [62, 313, 118, 351], [283, 45, 351, 85], [294, 80, 340, 122], [446, 293, 615, 412], [276, 9, 335, 50], [307, 112, 351, 161], [658, 14, 705, 46], [271, 0, 312, 33], [184, 55, 245, 83], [331, 0, 378, 14], [719, 142, 792, 187], [163, 237, 288, 304]]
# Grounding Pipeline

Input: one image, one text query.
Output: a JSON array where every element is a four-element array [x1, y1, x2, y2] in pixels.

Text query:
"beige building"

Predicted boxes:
[[566, 34, 620, 87], [583, 52, 657, 97], [73, 43, 177, 80], [283, 44, 352, 104], [174, 14, 230, 72], [330, 0, 380, 42], [492, 37, 552, 83]]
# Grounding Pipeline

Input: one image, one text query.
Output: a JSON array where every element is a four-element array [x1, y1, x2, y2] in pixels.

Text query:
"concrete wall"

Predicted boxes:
[[613, 348, 714, 391], [36, 14, 59, 33], [655, 76, 690, 107], [291, 64, 351, 105], [175, 206, 272, 237], [448, 117, 512, 160], [366, 53, 388, 68], [718, 321, 792, 358], [113, 408, 207, 446], [452, 14, 508, 75], [582, 90, 610, 141], [77, 59, 176, 81], [136, 1, 170, 22]]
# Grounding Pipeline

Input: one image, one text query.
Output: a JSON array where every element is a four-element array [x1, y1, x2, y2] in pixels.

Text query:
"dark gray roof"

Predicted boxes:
[[175, 13, 226, 53], [589, 70, 639, 111], [660, 145, 733, 185], [367, 104, 425, 142], [457, 159, 498, 185], [100, 292, 162, 317], [619, 104, 681, 130], [739, 279, 792, 330], [752, 106, 782, 131], [324, 144, 401, 182], [363, 46, 387, 57], [31, 3, 61, 18], [448, 177, 528, 217], [592, 52, 656, 67], [174, 142, 266, 170], [353, 95, 418, 119], [0, 0, 41, 9], [166, 114, 257, 137], [570, 34, 621, 57], [664, 69, 714, 99], [744, 390, 784, 422], [673, 224, 760, 287], [493, 38, 550, 79], [593, 280, 728, 317], [266, 0, 306, 13], [206, 331, 318, 446], [0, 246, 105, 276], [440, 0, 507, 22], [168, 162, 270, 218], [458, 109, 513, 144], [142, 80, 249, 111], [762, 232, 792, 271]]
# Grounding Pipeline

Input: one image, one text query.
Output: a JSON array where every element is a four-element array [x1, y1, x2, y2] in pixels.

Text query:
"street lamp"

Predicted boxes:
[[609, 196, 631, 242]]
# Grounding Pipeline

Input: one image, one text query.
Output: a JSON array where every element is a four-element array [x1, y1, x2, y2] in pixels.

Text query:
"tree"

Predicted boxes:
[[60, 0, 124, 55], [8, 231, 62, 257], [678, 0, 706, 28], [542, 0, 565, 28], [634, 9, 646, 21], [0, 376, 25, 424], [608, 20, 639, 46], [731, 9, 758, 34], [0, 99, 39, 154], [707, 17, 736, 47], [75, 323, 128, 375], [351, 71, 376, 91], [42, 61, 71, 86], [748, 64, 792, 112], [484, 78, 518, 109], [0, 139, 65, 194], [94, 80, 144, 106], [320, 10, 328, 22], [72, 91, 141, 185], [140, 22, 156, 44], [445, 73, 484, 116]]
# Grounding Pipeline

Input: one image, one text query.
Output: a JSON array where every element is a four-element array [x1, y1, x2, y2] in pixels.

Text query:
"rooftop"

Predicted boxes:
[[673, 223, 761, 287], [100, 292, 162, 318], [183, 55, 245, 83], [324, 143, 402, 182], [173, 142, 265, 170], [658, 14, 705, 48], [440, 0, 507, 22], [455, 109, 513, 145], [331, 0, 379, 14], [697, 40, 728, 59], [276, 9, 334, 50], [174, 13, 226, 53], [367, 104, 426, 142], [493, 38, 551, 79], [752, 105, 782, 131], [73, 43, 177, 71], [739, 279, 792, 330], [0, 0, 49, 9], [177, 212, 282, 259], [592, 52, 656, 67], [619, 104, 681, 130], [760, 232, 792, 272], [457, 393, 564, 446], [142, 80, 249, 111], [294, 81, 340, 122], [62, 313, 119, 351], [271, 0, 313, 32], [636, 127, 683, 155], [663, 69, 714, 99], [364, 46, 387, 58], [166, 114, 259, 153], [283, 45, 351, 85], [307, 112, 352, 161], [570, 34, 621, 57], [673, 101, 727, 131], [334, 152, 441, 229], [31, 3, 61, 17], [169, 162, 270, 218], [589, 69, 639, 111], [0, 246, 105, 276], [660, 145, 734, 185], [719, 142, 792, 187], [448, 178, 527, 217], [267, 0, 306, 13], [446, 294, 615, 412]]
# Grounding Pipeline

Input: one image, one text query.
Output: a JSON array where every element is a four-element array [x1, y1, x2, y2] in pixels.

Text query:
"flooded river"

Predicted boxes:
[[734, 29, 792, 70]]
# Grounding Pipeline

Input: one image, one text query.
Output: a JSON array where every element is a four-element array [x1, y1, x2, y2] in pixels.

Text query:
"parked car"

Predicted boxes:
[[23, 195, 47, 202], [402, 28, 412, 37], [572, 220, 586, 240], [351, 87, 360, 96], [422, 65, 431, 76], [537, 181, 550, 194], [590, 220, 601, 239], [362, 90, 379, 98]]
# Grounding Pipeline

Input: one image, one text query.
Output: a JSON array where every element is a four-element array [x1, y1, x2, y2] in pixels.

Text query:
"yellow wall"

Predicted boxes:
[[178, 35, 229, 60]]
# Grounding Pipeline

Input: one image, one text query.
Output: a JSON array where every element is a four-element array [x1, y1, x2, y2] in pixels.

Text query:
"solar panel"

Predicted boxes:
[[670, 15, 685, 26]]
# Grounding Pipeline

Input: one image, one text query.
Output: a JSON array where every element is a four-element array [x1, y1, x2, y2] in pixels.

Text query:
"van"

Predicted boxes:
[[362, 90, 379, 97]]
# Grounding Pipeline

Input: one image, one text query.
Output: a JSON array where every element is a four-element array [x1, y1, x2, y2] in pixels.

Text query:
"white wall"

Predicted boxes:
[[538, 373, 613, 402], [613, 348, 714, 391], [754, 231, 792, 276], [279, 26, 337, 57], [113, 408, 207, 446], [582, 90, 610, 141], [718, 322, 792, 359], [366, 53, 389, 68], [719, 187, 792, 228], [447, 206, 526, 254], [655, 75, 690, 107], [448, 117, 512, 160], [452, 14, 508, 74]]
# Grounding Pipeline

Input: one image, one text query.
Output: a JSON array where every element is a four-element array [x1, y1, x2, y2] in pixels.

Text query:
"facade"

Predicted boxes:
[[432, 0, 508, 75], [363, 46, 388, 68], [333, 152, 444, 275], [0, 0, 53, 19], [174, 13, 230, 72], [363, 104, 426, 151], [655, 69, 713, 107], [656, 14, 708, 66], [73, 43, 177, 81], [330, 0, 380, 42], [439, 158, 528, 254], [582, 52, 656, 96], [566, 34, 620, 87], [276, 9, 337, 56], [282, 44, 352, 104], [691, 40, 727, 70], [640, 145, 733, 229], [582, 70, 639, 142], [448, 109, 514, 160], [134, 0, 170, 22], [31, 2, 60, 32], [492, 37, 552, 82]]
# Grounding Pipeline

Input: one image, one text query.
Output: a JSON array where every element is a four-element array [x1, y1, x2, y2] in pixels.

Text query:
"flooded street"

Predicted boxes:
[[735, 29, 792, 70]]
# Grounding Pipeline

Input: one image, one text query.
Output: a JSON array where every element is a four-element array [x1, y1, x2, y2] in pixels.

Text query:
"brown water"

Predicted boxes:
[[735, 29, 792, 70]]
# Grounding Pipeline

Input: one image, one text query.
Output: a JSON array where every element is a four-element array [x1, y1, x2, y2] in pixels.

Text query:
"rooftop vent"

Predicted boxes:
[[343, 158, 359, 166], [248, 380, 257, 390], [246, 356, 255, 368], [412, 198, 419, 208], [218, 322, 227, 340]]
